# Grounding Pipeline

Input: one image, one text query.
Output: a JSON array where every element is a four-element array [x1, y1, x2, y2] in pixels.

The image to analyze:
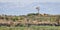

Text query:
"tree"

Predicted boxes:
[[36, 7, 40, 15], [11, 17, 18, 21]]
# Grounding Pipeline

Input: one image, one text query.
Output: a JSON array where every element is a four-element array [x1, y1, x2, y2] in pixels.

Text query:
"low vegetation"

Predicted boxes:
[[0, 13, 60, 30]]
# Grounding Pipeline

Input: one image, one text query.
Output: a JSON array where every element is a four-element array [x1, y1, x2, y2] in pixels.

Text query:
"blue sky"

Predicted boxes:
[[0, 0, 60, 15]]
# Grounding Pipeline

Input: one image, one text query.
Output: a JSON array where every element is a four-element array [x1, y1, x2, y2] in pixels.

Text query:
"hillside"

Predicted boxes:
[[0, 13, 60, 26]]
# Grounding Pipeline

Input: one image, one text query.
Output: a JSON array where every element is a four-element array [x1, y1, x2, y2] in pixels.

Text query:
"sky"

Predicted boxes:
[[0, 0, 60, 15]]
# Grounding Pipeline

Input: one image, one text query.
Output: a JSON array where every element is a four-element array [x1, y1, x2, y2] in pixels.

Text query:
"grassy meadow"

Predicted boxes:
[[0, 26, 60, 30]]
